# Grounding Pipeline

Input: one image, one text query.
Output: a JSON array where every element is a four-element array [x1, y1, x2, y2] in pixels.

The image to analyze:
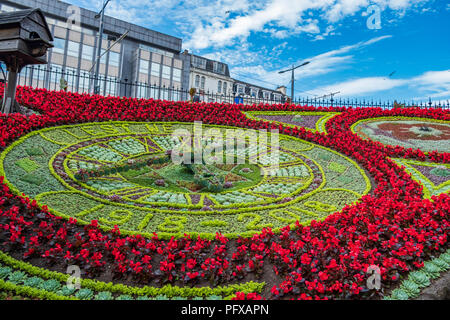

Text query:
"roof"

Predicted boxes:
[[0, 8, 53, 41], [233, 79, 283, 94]]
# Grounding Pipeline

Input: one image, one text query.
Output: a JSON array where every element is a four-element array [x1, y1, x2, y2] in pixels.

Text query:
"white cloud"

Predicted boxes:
[[69, 0, 431, 51], [228, 35, 393, 91], [182, 0, 427, 49], [310, 77, 407, 96], [307, 69, 450, 98]]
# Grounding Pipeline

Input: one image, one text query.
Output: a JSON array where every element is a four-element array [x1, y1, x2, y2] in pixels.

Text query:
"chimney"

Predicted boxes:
[[276, 86, 287, 95]]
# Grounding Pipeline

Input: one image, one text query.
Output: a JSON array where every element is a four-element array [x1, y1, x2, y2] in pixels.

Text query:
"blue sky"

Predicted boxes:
[[68, 0, 450, 102]]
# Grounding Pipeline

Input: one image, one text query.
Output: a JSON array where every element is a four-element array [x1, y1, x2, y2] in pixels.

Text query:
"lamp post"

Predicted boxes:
[[93, 0, 111, 95], [279, 61, 310, 102]]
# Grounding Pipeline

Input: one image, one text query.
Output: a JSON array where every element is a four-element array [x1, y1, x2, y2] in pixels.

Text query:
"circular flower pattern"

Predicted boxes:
[[0, 121, 371, 238], [0, 84, 448, 301], [352, 117, 450, 153]]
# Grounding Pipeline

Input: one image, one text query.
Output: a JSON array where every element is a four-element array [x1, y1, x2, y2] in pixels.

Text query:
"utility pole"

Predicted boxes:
[[279, 61, 310, 102], [93, 0, 111, 95]]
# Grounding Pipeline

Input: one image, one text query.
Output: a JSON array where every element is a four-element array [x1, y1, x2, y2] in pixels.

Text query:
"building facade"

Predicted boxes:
[[0, 0, 188, 98], [0, 0, 286, 104], [185, 52, 287, 104], [233, 80, 286, 104], [186, 53, 234, 103]]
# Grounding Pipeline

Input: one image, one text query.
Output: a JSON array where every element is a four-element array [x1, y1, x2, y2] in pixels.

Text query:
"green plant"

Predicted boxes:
[[95, 291, 114, 300], [75, 288, 94, 300], [23, 277, 45, 289], [8, 271, 28, 284], [422, 262, 441, 279], [407, 271, 430, 288], [389, 288, 410, 300], [430, 258, 449, 271], [400, 280, 421, 298], [40, 279, 62, 292], [116, 294, 133, 300], [0, 266, 12, 280]]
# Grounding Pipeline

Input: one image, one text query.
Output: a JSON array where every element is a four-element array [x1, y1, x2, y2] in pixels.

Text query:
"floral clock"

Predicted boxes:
[[1, 121, 371, 239]]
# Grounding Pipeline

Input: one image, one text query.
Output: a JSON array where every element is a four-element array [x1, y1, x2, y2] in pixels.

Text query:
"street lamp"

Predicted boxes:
[[279, 61, 310, 102], [93, 0, 111, 95]]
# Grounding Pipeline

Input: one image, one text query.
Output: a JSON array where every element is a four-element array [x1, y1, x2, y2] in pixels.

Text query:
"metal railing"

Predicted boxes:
[[2, 64, 449, 110]]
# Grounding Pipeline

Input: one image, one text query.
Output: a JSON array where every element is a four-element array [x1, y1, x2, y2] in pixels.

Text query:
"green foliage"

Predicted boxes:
[[116, 294, 133, 300], [40, 279, 62, 292], [23, 277, 45, 288], [441, 252, 450, 264], [57, 286, 77, 297], [430, 258, 449, 271], [15, 158, 40, 173], [423, 262, 441, 279], [75, 288, 94, 300], [8, 271, 28, 284], [95, 291, 114, 300], [389, 288, 410, 300], [408, 271, 430, 288], [400, 280, 421, 298], [21, 173, 45, 186], [26, 147, 44, 156], [0, 266, 12, 280], [328, 162, 347, 174]]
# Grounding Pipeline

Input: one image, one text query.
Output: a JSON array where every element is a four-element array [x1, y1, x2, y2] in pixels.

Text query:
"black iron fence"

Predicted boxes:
[[1, 64, 449, 110]]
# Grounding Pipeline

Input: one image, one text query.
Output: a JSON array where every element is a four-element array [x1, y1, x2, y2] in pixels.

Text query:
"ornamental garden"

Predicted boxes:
[[0, 85, 448, 300]]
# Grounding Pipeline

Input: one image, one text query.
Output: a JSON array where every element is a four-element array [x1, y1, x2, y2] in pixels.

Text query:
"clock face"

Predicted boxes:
[[353, 117, 450, 153], [1, 121, 371, 238]]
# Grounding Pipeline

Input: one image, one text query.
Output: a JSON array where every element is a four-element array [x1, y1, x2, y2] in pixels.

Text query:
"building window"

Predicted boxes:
[[172, 68, 181, 82], [195, 75, 200, 88], [218, 81, 222, 93], [138, 44, 174, 58], [82, 44, 94, 61], [67, 41, 80, 57], [82, 27, 95, 36], [238, 85, 244, 94], [139, 60, 149, 74], [223, 82, 227, 94], [151, 62, 160, 77], [162, 66, 171, 80], [109, 52, 120, 67], [99, 49, 107, 64], [192, 56, 207, 69], [201, 76, 205, 89], [53, 38, 65, 54], [213, 62, 225, 74]]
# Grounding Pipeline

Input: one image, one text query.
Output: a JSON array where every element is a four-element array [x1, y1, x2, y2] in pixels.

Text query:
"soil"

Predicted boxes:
[[415, 269, 450, 300]]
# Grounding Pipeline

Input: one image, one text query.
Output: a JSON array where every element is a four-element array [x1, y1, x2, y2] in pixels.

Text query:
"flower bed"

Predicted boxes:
[[243, 111, 341, 133], [352, 117, 450, 153], [0, 121, 372, 239], [0, 84, 448, 300]]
